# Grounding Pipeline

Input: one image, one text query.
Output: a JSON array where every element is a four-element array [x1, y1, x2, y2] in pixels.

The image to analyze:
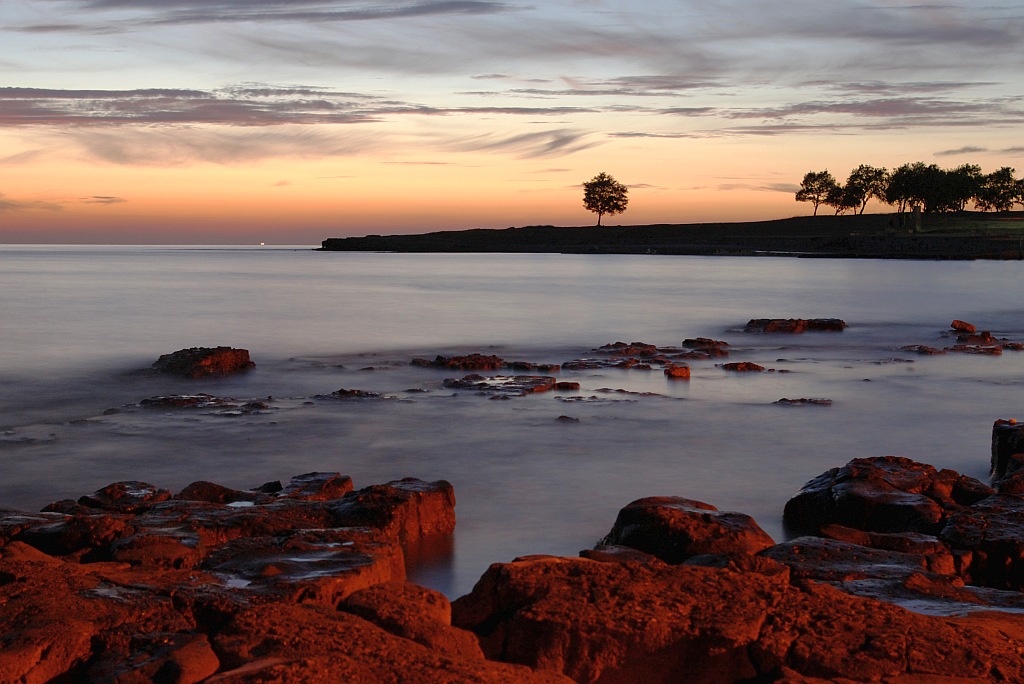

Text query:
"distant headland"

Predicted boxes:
[[321, 212, 1024, 260]]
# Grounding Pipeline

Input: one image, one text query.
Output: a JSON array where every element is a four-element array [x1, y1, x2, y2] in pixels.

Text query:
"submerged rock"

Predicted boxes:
[[774, 397, 832, 407], [411, 354, 505, 371], [152, 347, 255, 378], [442, 374, 578, 396]]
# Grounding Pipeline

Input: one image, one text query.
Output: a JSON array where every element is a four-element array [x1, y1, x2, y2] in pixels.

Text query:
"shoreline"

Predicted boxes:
[[321, 211, 1024, 260]]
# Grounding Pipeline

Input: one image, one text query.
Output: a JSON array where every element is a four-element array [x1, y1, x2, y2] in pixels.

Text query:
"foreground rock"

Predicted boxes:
[[6, 443, 1024, 683], [153, 347, 255, 378], [453, 555, 1024, 683], [2, 473, 554, 683]]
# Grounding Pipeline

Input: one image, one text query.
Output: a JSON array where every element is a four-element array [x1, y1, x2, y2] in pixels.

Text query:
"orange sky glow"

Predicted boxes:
[[2, 1, 1022, 244]]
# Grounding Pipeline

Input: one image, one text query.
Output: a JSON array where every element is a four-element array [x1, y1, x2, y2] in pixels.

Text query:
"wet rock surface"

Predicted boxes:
[[152, 347, 256, 378], [5, 447, 1024, 682]]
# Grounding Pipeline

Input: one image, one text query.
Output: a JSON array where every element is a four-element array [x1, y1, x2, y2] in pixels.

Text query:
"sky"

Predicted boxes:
[[2, 1, 1023, 244]]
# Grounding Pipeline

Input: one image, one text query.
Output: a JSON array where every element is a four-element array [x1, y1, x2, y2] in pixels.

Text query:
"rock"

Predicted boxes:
[[506, 361, 562, 373], [79, 481, 173, 514], [411, 354, 505, 370], [783, 456, 994, 536], [600, 497, 775, 563], [951, 319, 976, 333], [947, 343, 1002, 355], [152, 347, 255, 378], [663, 363, 691, 379], [720, 361, 765, 372], [555, 415, 580, 423], [340, 583, 484, 660], [210, 602, 570, 683], [744, 318, 846, 333], [991, 418, 1024, 480], [774, 398, 832, 407], [899, 344, 946, 355], [278, 472, 354, 501], [940, 494, 1024, 590], [682, 337, 730, 357], [442, 374, 558, 396], [0, 473, 476, 682], [327, 388, 382, 399], [451, 555, 1024, 683]]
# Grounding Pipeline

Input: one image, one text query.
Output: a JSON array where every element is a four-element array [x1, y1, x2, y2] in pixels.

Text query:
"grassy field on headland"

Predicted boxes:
[[321, 211, 1024, 259]]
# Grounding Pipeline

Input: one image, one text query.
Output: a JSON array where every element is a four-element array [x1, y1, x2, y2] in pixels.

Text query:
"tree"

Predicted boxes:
[[975, 167, 1020, 212], [582, 172, 628, 226], [825, 183, 860, 215], [795, 170, 838, 216], [844, 165, 889, 215]]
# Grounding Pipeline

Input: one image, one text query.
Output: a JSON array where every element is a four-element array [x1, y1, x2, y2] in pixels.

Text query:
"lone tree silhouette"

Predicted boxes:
[[582, 172, 628, 225], [795, 170, 838, 216]]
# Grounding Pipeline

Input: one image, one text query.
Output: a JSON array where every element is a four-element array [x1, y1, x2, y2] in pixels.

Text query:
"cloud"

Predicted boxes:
[[16, 1, 516, 29], [0, 193, 63, 212], [62, 125, 384, 165], [935, 145, 989, 157], [0, 86, 383, 126], [451, 128, 598, 158], [79, 195, 127, 204]]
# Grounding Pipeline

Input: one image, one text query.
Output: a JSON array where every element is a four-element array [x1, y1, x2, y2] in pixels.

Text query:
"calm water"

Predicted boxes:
[[2, 244, 1024, 597]]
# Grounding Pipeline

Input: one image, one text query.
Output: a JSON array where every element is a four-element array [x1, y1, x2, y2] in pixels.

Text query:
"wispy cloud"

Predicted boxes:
[[935, 145, 989, 157], [0, 193, 63, 212], [451, 128, 598, 158], [79, 195, 126, 204]]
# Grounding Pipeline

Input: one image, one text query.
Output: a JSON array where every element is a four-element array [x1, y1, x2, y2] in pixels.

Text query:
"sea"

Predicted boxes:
[[2, 244, 1023, 598]]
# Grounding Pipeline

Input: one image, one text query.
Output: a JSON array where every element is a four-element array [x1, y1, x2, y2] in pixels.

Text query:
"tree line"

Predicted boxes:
[[796, 163, 1024, 216]]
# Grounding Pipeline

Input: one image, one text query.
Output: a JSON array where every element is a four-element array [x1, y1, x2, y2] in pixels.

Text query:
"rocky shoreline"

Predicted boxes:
[[4, 427, 1024, 682]]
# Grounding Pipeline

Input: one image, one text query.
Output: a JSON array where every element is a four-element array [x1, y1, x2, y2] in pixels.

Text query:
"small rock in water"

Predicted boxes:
[[774, 398, 832, 407], [152, 346, 255, 378]]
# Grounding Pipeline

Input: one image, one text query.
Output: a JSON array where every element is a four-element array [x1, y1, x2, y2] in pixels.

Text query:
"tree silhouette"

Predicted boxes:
[[582, 172, 628, 226], [844, 165, 889, 215], [795, 170, 838, 216]]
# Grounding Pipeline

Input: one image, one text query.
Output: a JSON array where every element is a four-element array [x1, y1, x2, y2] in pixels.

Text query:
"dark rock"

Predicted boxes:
[[328, 388, 382, 399], [947, 343, 1002, 355], [774, 398, 832, 407], [174, 481, 263, 505], [152, 347, 255, 378], [411, 354, 505, 371], [600, 496, 775, 563], [940, 494, 1024, 590], [991, 418, 1024, 480], [744, 318, 846, 333], [279, 472, 354, 501], [79, 481, 173, 514], [555, 415, 580, 423], [682, 337, 730, 357], [783, 456, 993, 536], [899, 344, 946, 355], [720, 361, 765, 372], [443, 374, 558, 396]]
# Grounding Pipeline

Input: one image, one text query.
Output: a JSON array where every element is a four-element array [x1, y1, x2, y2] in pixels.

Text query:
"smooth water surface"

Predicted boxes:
[[3, 245, 1024, 596]]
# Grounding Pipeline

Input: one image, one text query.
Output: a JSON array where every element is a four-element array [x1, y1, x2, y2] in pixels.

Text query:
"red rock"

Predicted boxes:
[[174, 481, 264, 504], [340, 583, 484, 660], [152, 347, 255, 378], [783, 456, 993, 536], [899, 344, 946, 355], [663, 364, 691, 379], [951, 319, 976, 333], [79, 480, 172, 513], [327, 478, 456, 546], [278, 472, 354, 501], [600, 496, 775, 563], [452, 555, 1024, 683], [720, 361, 766, 372], [210, 603, 570, 683], [683, 337, 730, 354]]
